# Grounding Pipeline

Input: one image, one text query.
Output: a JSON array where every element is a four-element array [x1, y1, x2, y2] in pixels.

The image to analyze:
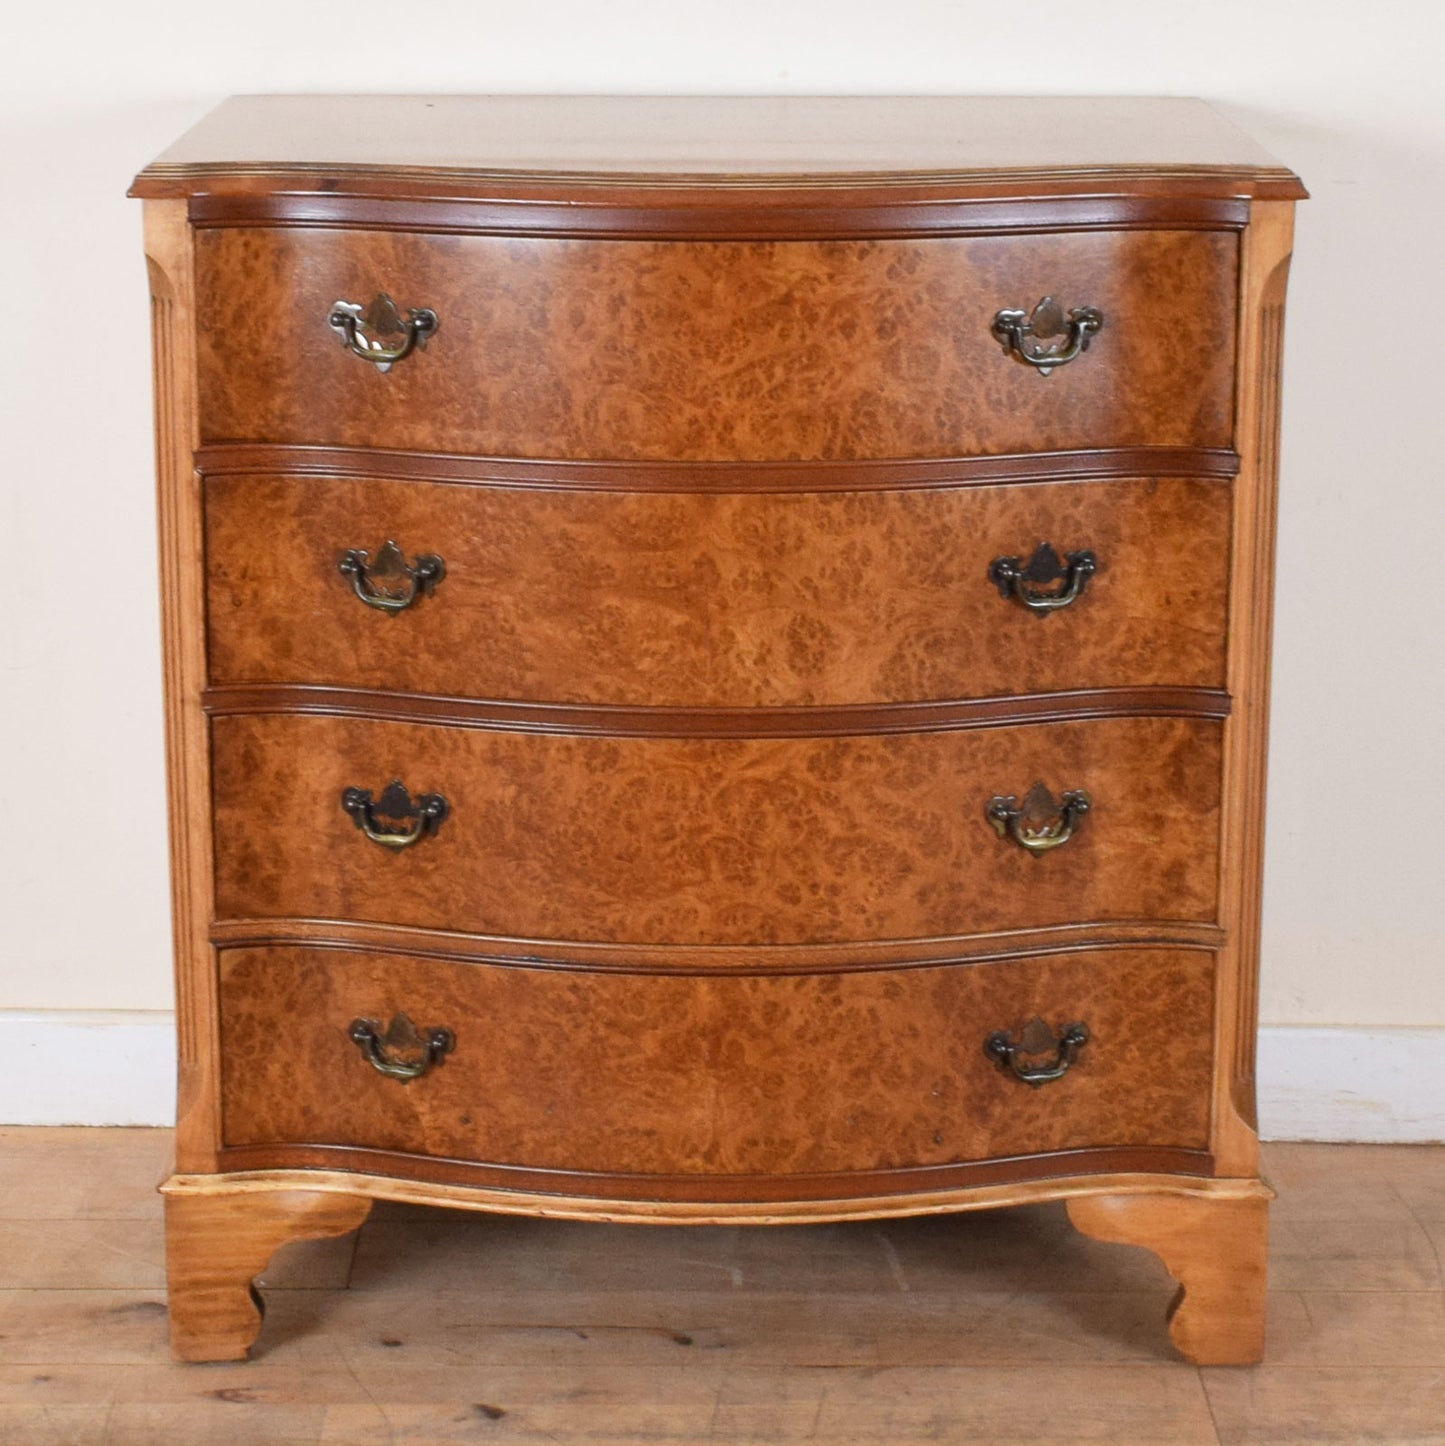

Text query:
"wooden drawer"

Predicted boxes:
[[218, 945, 1215, 1176], [210, 713, 1222, 944], [194, 227, 1238, 461], [205, 473, 1231, 706]]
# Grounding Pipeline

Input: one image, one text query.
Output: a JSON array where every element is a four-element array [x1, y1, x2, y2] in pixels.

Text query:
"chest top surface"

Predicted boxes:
[[130, 94, 1304, 199]]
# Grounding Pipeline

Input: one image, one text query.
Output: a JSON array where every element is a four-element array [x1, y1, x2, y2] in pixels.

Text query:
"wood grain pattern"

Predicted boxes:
[[1067, 1190, 1270, 1365], [207, 917, 1226, 975], [25, 1128, 1430, 1432], [194, 227, 1238, 461], [216, 945, 1216, 1177], [210, 1143, 1217, 1205], [163, 1161, 1265, 1223], [209, 714, 1224, 945], [143, 200, 222, 1176], [134, 100, 1300, 1365], [164, 1187, 371, 1361], [187, 190, 1254, 241], [204, 474, 1232, 707], [201, 683, 1232, 739], [196, 440, 1243, 489], [1212, 201, 1296, 1178], [132, 95, 1306, 193]]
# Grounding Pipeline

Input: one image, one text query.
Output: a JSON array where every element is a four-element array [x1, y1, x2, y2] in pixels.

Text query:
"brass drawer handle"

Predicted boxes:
[[990, 542, 1096, 614], [341, 780, 449, 850], [985, 1017, 1090, 1087], [328, 293, 438, 372], [349, 1013, 454, 1082], [991, 296, 1103, 376], [338, 540, 446, 615], [986, 782, 1091, 854]]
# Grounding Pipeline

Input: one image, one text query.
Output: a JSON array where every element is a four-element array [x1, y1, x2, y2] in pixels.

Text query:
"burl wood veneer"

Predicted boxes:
[[217, 945, 1216, 1178], [208, 713, 1224, 945], [133, 95, 1302, 1367], [194, 227, 1238, 461], [204, 471, 1233, 706]]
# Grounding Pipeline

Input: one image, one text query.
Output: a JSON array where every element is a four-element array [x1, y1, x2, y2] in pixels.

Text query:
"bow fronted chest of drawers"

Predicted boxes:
[[131, 95, 1304, 1364]]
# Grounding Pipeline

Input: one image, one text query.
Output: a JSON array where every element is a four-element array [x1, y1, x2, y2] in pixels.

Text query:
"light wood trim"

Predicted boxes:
[[1067, 1190, 1270, 1365], [144, 199, 218, 1173], [162, 1167, 1270, 1227], [1212, 202, 1296, 1176], [165, 1188, 372, 1361]]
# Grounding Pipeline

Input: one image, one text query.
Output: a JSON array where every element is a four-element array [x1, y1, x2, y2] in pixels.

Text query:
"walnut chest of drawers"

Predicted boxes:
[[131, 95, 1304, 1364]]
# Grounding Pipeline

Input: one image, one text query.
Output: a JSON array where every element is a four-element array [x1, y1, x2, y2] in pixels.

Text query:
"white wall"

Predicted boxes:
[[4, 3, 1444, 1123]]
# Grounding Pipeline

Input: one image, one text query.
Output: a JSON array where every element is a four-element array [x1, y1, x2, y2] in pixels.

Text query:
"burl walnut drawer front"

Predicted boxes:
[[194, 227, 1237, 461], [205, 474, 1231, 706], [218, 945, 1215, 1176], [209, 713, 1222, 945]]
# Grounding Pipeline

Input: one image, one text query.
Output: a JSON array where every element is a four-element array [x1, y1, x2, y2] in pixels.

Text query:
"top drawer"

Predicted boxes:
[[194, 227, 1238, 462]]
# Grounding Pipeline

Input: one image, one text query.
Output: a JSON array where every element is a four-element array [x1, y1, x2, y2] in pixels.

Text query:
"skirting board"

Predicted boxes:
[[1, 1012, 178, 1127], [1254, 1026, 1445, 1144], [0, 1012, 1441, 1142]]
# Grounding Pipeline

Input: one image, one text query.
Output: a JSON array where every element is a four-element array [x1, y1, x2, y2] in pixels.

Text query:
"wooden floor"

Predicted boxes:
[[0, 1132, 1442, 1444]]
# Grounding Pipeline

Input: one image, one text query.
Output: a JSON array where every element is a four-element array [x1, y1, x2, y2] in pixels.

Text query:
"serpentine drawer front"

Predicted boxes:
[[133, 94, 1303, 1366], [208, 712, 1224, 944], [216, 946, 1215, 1181], [204, 472, 1233, 705], [193, 227, 1238, 460]]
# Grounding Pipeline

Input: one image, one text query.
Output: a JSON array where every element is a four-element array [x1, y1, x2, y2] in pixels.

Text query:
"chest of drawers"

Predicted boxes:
[[131, 95, 1303, 1365]]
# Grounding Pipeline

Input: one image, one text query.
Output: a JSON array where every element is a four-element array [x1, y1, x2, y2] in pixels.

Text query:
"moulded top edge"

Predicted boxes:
[[128, 95, 1308, 201]]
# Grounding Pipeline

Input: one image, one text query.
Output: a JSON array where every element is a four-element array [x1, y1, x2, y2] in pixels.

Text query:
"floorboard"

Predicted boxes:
[[0, 1130, 1441, 1444]]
